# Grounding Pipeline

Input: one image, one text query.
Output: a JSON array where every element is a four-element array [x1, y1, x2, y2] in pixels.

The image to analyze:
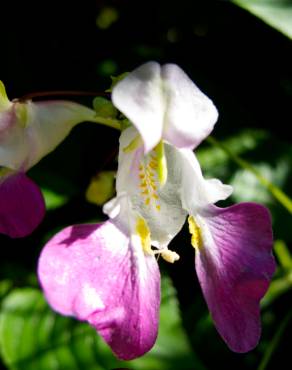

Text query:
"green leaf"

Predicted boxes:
[[274, 240, 292, 269], [0, 277, 201, 370], [0, 280, 13, 300], [232, 0, 292, 39], [128, 277, 205, 370], [261, 272, 292, 307]]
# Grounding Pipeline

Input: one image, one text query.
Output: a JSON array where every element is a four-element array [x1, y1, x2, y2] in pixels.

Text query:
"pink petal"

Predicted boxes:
[[195, 203, 275, 352], [0, 172, 45, 238], [38, 221, 161, 360]]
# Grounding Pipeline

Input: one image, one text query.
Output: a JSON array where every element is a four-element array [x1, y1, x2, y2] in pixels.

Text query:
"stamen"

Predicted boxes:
[[154, 248, 180, 263], [135, 217, 180, 262], [154, 141, 167, 186], [188, 216, 202, 250], [138, 151, 161, 210], [135, 217, 152, 255]]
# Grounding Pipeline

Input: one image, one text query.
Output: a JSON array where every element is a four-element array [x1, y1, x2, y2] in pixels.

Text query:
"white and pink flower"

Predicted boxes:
[[0, 81, 97, 237], [38, 62, 275, 360]]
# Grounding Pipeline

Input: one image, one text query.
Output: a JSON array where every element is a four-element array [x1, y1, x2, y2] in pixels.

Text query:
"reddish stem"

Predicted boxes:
[[18, 90, 109, 102]]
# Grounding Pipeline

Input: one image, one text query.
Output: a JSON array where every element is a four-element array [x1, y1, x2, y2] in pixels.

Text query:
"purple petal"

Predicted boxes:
[[38, 221, 161, 360], [0, 172, 45, 238], [195, 203, 275, 352]]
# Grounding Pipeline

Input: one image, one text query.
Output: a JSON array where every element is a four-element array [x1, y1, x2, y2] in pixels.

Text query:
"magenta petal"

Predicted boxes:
[[38, 221, 161, 360], [0, 172, 45, 238], [195, 203, 275, 352]]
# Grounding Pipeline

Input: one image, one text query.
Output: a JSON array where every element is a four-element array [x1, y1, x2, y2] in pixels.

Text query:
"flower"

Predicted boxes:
[[38, 63, 275, 360], [0, 80, 97, 238]]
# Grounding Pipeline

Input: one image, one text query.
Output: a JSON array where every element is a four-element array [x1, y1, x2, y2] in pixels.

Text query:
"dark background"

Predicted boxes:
[[1, 1, 292, 369]]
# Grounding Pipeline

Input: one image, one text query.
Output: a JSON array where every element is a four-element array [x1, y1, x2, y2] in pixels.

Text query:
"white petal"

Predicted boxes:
[[112, 62, 164, 153], [161, 64, 218, 149], [177, 148, 233, 212], [0, 100, 96, 171], [0, 106, 29, 170], [25, 101, 96, 169], [112, 62, 218, 153]]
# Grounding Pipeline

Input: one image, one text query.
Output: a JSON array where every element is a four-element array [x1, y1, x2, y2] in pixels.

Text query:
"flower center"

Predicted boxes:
[[135, 216, 180, 263], [138, 141, 167, 210], [139, 154, 161, 210]]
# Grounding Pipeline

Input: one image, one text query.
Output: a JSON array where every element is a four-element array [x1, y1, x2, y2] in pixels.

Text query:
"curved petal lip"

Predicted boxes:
[[38, 220, 161, 360], [194, 202, 275, 352]]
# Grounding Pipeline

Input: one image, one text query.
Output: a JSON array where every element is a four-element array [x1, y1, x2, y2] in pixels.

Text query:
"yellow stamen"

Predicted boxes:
[[135, 217, 152, 255], [154, 141, 167, 186], [188, 216, 202, 250], [161, 249, 180, 263], [149, 161, 158, 169]]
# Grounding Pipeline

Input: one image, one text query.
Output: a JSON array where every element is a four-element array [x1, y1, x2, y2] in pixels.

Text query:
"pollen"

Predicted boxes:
[[140, 181, 147, 188], [161, 249, 180, 263], [149, 161, 158, 169], [188, 216, 202, 250]]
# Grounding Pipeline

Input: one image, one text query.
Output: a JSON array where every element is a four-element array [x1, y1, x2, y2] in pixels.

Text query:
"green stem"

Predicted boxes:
[[257, 310, 292, 370], [88, 116, 121, 130], [207, 136, 292, 214]]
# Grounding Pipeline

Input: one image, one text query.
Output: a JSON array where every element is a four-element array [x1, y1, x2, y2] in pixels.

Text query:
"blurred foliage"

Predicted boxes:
[[1, 0, 292, 370], [86, 171, 116, 206], [232, 0, 292, 39], [0, 278, 198, 370]]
